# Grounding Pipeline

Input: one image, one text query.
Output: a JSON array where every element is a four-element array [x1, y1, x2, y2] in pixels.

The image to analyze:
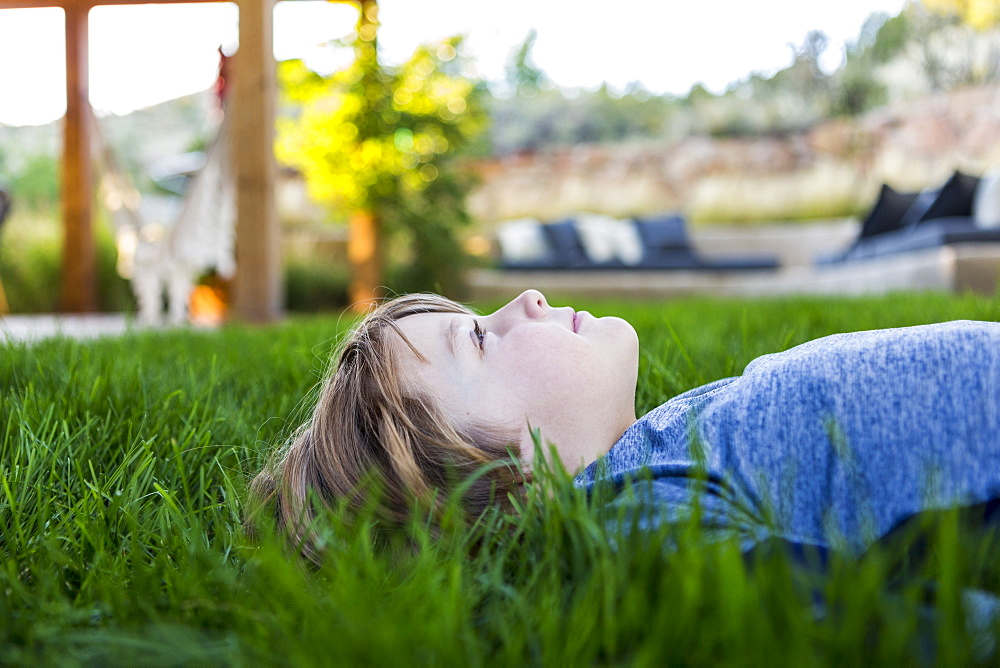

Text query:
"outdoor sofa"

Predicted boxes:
[[497, 212, 779, 271], [817, 169, 1000, 265]]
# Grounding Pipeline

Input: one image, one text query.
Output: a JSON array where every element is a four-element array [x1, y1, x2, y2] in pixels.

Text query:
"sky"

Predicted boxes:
[[0, 0, 909, 127]]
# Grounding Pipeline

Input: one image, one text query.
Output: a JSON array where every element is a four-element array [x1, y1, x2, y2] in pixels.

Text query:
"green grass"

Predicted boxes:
[[2, 290, 1000, 665]]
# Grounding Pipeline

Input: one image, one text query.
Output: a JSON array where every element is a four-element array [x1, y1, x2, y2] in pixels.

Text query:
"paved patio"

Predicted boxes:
[[469, 244, 1000, 301], [0, 314, 133, 344]]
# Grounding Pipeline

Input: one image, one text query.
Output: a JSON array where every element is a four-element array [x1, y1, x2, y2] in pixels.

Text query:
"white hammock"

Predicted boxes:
[[92, 109, 236, 326]]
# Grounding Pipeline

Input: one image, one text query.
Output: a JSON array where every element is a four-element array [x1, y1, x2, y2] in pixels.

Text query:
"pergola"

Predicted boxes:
[[0, 0, 364, 321]]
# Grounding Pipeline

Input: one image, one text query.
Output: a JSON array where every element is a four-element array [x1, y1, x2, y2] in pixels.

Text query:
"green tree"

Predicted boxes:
[[780, 30, 832, 104], [276, 5, 486, 302], [868, 11, 912, 63], [831, 62, 887, 116], [922, 0, 1000, 29], [504, 29, 549, 97], [831, 13, 893, 116], [906, 1, 997, 90]]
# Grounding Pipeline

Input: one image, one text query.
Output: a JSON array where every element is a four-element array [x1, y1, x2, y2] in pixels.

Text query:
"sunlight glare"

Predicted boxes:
[[0, 8, 66, 126], [89, 3, 239, 117], [0, 0, 912, 127]]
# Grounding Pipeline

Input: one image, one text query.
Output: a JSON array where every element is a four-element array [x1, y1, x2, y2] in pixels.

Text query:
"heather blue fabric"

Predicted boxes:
[[574, 320, 1000, 554]]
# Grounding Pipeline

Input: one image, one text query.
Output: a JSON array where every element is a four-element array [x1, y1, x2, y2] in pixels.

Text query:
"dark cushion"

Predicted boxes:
[[916, 170, 980, 223], [634, 213, 689, 251], [631, 213, 778, 270], [541, 219, 590, 268], [897, 188, 940, 228], [858, 184, 919, 238]]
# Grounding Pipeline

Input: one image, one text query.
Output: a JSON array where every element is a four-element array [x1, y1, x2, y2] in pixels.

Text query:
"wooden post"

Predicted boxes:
[[347, 0, 382, 311], [347, 209, 380, 309], [232, 0, 282, 322], [60, 2, 96, 312]]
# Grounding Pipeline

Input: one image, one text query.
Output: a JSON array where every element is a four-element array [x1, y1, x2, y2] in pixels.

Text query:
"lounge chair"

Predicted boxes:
[[817, 170, 1000, 265]]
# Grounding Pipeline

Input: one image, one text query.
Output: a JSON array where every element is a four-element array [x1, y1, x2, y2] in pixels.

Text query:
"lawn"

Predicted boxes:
[[2, 290, 1000, 665]]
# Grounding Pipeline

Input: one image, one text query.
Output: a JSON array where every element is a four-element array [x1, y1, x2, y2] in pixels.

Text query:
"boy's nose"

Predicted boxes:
[[516, 289, 548, 318], [488, 289, 549, 333]]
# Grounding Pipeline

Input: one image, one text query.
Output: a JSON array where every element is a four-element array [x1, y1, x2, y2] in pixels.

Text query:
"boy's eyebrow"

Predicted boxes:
[[445, 318, 461, 359]]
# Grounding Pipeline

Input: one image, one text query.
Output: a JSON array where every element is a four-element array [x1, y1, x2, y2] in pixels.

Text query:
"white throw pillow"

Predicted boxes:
[[496, 218, 548, 264], [974, 168, 1000, 229], [575, 213, 643, 265]]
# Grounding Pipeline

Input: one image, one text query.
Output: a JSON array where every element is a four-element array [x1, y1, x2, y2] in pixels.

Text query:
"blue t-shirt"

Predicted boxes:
[[574, 320, 1000, 553]]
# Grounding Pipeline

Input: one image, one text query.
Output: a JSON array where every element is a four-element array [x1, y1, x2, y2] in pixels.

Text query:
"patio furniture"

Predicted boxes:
[[817, 170, 1000, 265], [498, 213, 779, 271], [633, 213, 778, 270]]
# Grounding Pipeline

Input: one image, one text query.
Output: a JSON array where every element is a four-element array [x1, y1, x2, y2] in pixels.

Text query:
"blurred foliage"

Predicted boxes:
[[867, 11, 913, 63], [487, 4, 999, 153], [0, 208, 133, 313], [276, 21, 488, 297], [490, 84, 678, 152], [908, 3, 1000, 91], [922, 0, 1000, 29], [3, 152, 60, 211], [284, 258, 350, 312], [487, 28, 844, 152], [0, 206, 350, 314], [504, 28, 550, 97], [830, 13, 899, 116]]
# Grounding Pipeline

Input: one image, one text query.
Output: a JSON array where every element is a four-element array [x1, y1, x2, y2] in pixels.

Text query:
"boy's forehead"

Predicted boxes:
[[392, 313, 469, 399], [394, 312, 449, 362]]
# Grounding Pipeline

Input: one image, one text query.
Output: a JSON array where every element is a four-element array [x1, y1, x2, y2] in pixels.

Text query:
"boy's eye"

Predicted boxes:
[[473, 320, 486, 350]]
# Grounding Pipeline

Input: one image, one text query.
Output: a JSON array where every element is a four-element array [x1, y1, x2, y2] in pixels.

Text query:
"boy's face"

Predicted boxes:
[[395, 289, 639, 472]]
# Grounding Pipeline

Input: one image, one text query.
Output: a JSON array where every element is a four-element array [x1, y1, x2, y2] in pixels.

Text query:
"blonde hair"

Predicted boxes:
[[247, 293, 525, 563]]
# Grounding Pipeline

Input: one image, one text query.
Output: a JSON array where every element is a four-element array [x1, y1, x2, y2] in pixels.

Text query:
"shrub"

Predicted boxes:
[[7, 152, 60, 211], [284, 258, 350, 312], [0, 208, 134, 313]]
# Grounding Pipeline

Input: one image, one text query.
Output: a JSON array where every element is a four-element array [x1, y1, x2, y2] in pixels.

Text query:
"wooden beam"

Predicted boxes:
[[0, 1, 225, 8], [59, 2, 96, 312], [0, 0, 355, 9], [231, 0, 281, 322]]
